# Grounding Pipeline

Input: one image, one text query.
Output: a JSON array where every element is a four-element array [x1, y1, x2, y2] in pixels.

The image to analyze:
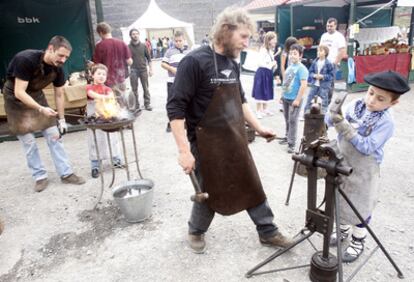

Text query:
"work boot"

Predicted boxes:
[[61, 174, 85, 185], [34, 178, 49, 192], [259, 231, 294, 248], [188, 234, 206, 254]]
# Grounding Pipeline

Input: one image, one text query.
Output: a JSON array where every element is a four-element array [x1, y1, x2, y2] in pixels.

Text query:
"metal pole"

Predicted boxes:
[[130, 123, 143, 179], [120, 129, 130, 181], [95, 0, 104, 23], [93, 129, 104, 209]]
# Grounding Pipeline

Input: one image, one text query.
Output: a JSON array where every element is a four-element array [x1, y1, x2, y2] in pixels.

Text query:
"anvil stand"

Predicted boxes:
[[91, 121, 143, 209], [245, 139, 404, 282]]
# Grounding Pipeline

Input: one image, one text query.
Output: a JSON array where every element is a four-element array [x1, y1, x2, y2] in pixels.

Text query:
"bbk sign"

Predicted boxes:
[[17, 17, 40, 24]]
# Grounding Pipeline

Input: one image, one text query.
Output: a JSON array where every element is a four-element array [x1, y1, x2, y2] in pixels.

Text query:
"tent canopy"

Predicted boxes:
[[121, 0, 195, 46]]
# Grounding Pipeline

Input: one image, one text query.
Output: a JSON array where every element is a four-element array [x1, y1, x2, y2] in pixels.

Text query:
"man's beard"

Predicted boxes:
[[221, 39, 240, 59]]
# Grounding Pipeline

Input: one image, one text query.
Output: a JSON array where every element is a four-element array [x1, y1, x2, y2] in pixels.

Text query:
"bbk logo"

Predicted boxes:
[[17, 17, 40, 24]]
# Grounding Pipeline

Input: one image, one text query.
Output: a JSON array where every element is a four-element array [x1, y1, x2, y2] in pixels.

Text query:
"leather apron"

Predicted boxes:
[[338, 138, 380, 225], [3, 60, 57, 135], [195, 50, 266, 215]]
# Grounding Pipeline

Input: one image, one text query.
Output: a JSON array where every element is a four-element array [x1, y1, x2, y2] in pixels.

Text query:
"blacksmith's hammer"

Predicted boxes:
[[189, 171, 209, 203]]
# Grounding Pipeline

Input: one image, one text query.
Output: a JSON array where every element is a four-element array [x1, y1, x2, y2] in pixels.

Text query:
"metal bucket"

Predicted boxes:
[[112, 179, 154, 223]]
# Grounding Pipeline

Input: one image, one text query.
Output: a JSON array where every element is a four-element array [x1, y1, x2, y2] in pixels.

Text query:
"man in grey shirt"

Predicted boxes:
[[128, 28, 153, 110]]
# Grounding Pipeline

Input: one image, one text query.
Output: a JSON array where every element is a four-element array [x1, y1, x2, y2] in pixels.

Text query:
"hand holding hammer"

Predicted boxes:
[[189, 171, 209, 203]]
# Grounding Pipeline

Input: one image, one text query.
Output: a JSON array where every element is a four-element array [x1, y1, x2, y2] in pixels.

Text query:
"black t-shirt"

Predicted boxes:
[[6, 49, 65, 87], [167, 45, 246, 143]]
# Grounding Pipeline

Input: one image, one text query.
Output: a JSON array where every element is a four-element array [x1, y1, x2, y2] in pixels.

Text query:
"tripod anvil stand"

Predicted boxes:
[[245, 139, 404, 282]]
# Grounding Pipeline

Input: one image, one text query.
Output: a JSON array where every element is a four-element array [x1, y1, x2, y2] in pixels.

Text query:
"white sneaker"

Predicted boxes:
[[257, 112, 263, 119]]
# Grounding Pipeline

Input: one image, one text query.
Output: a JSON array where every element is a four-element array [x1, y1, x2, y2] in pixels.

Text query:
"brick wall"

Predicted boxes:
[[89, 0, 251, 44]]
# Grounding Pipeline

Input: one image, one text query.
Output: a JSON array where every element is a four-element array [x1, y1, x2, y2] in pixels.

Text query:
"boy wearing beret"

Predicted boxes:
[[325, 71, 410, 262]]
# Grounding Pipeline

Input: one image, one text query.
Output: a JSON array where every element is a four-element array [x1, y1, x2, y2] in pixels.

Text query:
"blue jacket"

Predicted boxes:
[[307, 58, 335, 88]]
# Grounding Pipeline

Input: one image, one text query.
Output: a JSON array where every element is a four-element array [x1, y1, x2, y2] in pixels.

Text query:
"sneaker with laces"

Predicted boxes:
[[287, 145, 295, 154], [34, 178, 48, 192], [188, 234, 206, 254], [113, 159, 124, 169], [61, 174, 85, 185], [91, 168, 100, 178], [330, 224, 351, 246], [259, 232, 294, 248], [342, 235, 365, 263]]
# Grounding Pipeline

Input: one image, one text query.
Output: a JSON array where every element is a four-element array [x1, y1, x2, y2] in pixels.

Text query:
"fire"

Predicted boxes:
[[95, 97, 121, 119]]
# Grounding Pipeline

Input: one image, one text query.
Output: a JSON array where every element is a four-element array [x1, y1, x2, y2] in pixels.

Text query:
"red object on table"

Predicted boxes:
[[354, 53, 411, 83]]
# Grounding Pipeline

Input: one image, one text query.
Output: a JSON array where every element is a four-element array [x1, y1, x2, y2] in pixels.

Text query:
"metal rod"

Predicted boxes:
[[346, 246, 380, 282], [93, 129, 104, 209], [245, 231, 314, 278], [130, 122, 143, 179], [285, 160, 298, 205], [106, 132, 115, 188], [338, 187, 404, 279], [247, 264, 310, 277], [335, 185, 344, 282], [120, 128, 130, 181]]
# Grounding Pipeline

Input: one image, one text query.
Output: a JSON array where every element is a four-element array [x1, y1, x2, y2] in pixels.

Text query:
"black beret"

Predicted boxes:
[[364, 71, 410, 95]]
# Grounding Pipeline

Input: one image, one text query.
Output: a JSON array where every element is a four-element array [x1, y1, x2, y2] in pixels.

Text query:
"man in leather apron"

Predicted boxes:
[[3, 36, 85, 192], [167, 8, 293, 254]]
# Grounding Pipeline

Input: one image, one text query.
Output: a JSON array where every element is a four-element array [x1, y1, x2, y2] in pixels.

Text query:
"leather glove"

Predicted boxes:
[[334, 119, 357, 141], [57, 118, 67, 136], [329, 112, 344, 124]]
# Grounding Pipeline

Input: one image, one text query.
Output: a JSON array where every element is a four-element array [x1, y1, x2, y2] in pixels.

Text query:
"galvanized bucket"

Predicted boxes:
[[112, 179, 154, 223]]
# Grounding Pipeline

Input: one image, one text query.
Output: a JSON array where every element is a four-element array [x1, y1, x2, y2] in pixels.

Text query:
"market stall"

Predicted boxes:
[[246, 0, 414, 91]]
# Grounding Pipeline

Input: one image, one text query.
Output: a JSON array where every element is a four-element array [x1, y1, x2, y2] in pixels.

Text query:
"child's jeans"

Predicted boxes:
[[304, 85, 330, 114], [282, 98, 302, 147]]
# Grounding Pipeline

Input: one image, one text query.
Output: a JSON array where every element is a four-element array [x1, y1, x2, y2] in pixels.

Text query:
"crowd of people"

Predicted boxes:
[[1, 7, 410, 271]]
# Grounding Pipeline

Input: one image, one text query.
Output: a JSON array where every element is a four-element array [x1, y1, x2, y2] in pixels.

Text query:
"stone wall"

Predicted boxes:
[[89, 0, 251, 44]]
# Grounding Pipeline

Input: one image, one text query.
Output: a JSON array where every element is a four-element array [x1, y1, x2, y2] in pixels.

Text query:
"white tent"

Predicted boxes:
[[121, 0, 195, 46]]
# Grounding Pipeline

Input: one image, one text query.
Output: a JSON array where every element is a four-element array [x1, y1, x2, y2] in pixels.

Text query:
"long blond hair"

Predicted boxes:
[[210, 7, 255, 45], [263, 31, 277, 51]]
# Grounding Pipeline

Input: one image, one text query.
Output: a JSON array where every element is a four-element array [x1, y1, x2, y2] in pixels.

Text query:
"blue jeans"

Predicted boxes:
[[17, 126, 73, 181], [304, 85, 330, 113]]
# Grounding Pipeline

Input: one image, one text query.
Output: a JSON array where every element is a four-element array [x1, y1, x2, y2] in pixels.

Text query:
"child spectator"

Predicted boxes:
[[279, 37, 298, 112], [279, 44, 309, 153], [304, 45, 335, 114], [326, 71, 410, 262], [252, 31, 278, 119], [86, 64, 123, 178]]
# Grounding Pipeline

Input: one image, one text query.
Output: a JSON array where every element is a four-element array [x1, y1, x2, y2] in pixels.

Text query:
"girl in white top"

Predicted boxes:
[[251, 32, 278, 119]]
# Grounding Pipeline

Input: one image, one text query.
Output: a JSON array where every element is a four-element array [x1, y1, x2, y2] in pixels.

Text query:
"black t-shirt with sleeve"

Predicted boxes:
[[167, 45, 246, 143], [6, 49, 66, 88]]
